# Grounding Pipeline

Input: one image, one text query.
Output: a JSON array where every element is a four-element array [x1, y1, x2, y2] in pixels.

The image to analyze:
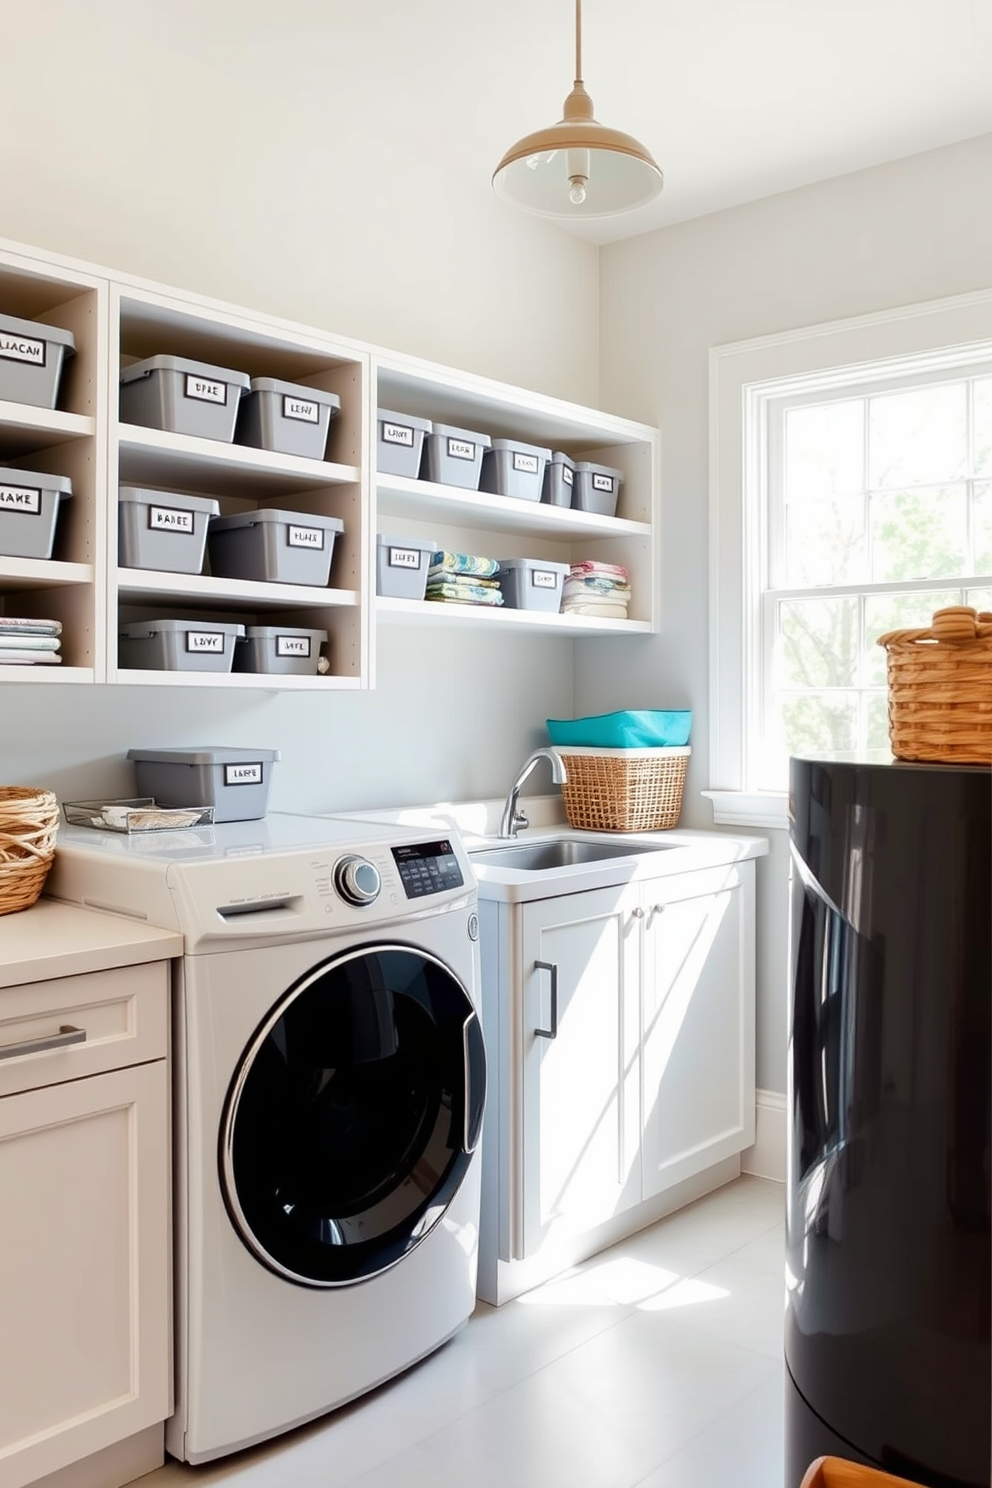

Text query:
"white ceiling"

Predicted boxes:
[[337, 0, 992, 246]]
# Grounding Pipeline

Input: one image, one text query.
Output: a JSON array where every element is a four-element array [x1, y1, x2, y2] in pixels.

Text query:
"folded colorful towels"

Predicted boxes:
[[426, 551, 504, 606], [561, 562, 631, 618]]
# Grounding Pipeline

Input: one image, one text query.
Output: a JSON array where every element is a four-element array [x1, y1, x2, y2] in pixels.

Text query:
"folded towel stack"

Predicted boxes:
[[426, 551, 504, 606], [561, 561, 631, 619], [0, 616, 63, 665]]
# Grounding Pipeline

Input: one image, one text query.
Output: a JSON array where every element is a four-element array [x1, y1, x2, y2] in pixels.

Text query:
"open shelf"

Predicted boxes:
[[117, 425, 360, 497], [376, 473, 651, 539], [116, 568, 358, 612], [0, 664, 94, 684], [0, 558, 93, 590], [112, 668, 363, 691], [0, 404, 94, 459], [376, 596, 652, 638]]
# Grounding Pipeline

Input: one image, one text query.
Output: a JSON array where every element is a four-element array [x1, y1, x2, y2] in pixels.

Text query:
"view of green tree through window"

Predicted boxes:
[[761, 370, 992, 786]]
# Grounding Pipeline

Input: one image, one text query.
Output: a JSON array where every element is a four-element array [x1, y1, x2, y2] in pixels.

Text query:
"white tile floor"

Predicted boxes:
[[146, 1176, 785, 1488]]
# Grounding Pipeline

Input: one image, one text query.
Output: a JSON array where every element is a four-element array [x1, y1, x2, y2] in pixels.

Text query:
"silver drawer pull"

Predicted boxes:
[[0, 1024, 87, 1062], [534, 960, 558, 1040]]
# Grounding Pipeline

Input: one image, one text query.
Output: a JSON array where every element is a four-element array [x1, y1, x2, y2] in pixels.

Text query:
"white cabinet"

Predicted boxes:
[[478, 857, 756, 1305], [0, 907, 179, 1488]]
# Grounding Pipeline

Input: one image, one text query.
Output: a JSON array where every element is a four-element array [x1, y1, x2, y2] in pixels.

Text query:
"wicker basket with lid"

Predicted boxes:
[[0, 786, 60, 915], [876, 606, 992, 764]]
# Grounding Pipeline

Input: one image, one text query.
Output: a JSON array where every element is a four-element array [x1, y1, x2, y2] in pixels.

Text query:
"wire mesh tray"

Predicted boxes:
[[62, 797, 215, 834]]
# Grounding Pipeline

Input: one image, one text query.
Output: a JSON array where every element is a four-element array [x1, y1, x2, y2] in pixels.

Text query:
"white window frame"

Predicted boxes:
[[705, 285, 992, 832]]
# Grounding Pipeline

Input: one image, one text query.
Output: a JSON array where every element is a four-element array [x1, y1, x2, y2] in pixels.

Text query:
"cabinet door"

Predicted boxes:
[[640, 862, 756, 1200], [0, 1061, 171, 1488], [519, 885, 641, 1257]]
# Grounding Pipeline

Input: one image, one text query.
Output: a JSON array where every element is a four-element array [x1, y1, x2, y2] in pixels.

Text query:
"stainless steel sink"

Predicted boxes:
[[469, 836, 675, 871]]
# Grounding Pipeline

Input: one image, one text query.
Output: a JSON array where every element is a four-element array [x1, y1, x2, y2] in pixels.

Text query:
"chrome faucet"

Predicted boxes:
[[498, 748, 568, 838]]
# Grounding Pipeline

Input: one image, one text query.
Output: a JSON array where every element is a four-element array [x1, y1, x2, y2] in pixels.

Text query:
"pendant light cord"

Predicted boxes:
[[574, 0, 583, 84]]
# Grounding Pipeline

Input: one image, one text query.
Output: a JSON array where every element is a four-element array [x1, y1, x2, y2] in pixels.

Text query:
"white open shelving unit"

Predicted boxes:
[[0, 234, 660, 689]]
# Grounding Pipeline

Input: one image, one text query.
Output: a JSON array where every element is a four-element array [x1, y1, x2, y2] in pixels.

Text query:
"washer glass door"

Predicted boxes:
[[220, 943, 485, 1287]]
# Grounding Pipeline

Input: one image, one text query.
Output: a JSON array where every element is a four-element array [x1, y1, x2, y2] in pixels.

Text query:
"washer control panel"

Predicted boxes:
[[334, 854, 382, 906], [392, 839, 465, 899]]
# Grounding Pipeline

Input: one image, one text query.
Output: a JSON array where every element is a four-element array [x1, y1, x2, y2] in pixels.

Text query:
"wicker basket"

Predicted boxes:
[[0, 786, 60, 916], [558, 746, 690, 832], [877, 606, 992, 764]]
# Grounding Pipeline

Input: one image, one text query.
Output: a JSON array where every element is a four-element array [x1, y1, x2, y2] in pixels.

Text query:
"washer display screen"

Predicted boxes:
[[392, 840, 464, 898]]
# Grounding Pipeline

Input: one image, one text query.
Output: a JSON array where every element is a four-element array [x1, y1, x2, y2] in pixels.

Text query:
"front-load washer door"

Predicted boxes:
[[219, 943, 486, 1288]]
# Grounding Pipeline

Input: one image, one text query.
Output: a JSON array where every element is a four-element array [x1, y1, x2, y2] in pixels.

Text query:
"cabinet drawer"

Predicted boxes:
[[0, 960, 169, 1098]]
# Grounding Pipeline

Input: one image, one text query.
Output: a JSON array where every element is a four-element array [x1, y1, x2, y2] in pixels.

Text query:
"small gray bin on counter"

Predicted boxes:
[[127, 745, 280, 822], [236, 378, 341, 461], [118, 618, 244, 673], [573, 461, 624, 518], [421, 422, 491, 490], [0, 466, 72, 559], [234, 624, 328, 676], [542, 451, 575, 507], [119, 355, 250, 442], [376, 408, 433, 478], [207, 508, 343, 586], [496, 557, 569, 613], [0, 312, 75, 410], [375, 533, 437, 600], [118, 487, 220, 573], [480, 438, 552, 503]]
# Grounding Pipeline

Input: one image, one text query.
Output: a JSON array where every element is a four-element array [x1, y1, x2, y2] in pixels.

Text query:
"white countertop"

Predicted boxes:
[[1, 898, 184, 988]]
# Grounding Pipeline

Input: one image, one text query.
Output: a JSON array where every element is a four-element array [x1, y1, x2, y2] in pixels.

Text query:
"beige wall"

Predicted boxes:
[[0, 1, 598, 811], [586, 131, 992, 1089]]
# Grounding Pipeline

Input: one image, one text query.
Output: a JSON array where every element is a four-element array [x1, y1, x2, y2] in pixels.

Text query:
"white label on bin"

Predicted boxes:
[[275, 634, 311, 658], [531, 569, 558, 589], [388, 546, 421, 569], [592, 473, 615, 493], [184, 374, 228, 405], [185, 630, 225, 654], [148, 504, 194, 534], [562, 465, 573, 486], [287, 525, 324, 550], [512, 452, 540, 474], [0, 484, 42, 515], [382, 422, 414, 447], [224, 762, 263, 786], [0, 333, 46, 367], [446, 437, 476, 461], [282, 395, 320, 424]]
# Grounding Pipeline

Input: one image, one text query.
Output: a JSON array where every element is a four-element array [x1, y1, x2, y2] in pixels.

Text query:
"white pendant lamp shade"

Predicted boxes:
[[492, 1, 663, 220]]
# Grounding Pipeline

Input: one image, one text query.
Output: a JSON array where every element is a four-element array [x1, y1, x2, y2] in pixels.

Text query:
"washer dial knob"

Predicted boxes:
[[334, 854, 382, 906]]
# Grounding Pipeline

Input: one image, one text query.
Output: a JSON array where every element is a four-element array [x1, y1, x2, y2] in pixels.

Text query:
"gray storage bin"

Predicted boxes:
[[234, 624, 328, 676], [421, 422, 492, 490], [573, 461, 624, 518], [0, 313, 75, 410], [127, 745, 280, 822], [0, 466, 72, 559], [118, 618, 244, 673], [496, 557, 570, 613], [207, 508, 343, 586], [376, 408, 433, 478], [236, 378, 341, 461], [118, 487, 220, 574], [375, 533, 437, 600], [542, 451, 576, 507], [119, 355, 250, 442], [479, 438, 552, 503]]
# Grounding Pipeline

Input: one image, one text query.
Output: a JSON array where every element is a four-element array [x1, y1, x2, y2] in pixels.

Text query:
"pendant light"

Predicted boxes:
[[492, 0, 663, 220]]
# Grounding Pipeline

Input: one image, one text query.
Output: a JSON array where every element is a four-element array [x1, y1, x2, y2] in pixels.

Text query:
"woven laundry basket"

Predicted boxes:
[[558, 746, 690, 832], [876, 606, 992, 764], [0, 786, 60, 915]]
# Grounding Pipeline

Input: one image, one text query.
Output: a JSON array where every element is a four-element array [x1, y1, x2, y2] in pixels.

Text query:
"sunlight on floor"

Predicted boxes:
[[517, 1254, 728, 1310]]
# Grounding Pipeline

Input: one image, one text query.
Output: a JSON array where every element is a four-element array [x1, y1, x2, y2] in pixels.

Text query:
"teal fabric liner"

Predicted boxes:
[[546, 709, 692, 748]]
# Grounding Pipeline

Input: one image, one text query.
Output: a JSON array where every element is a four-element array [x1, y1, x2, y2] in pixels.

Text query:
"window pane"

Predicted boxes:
[[785, 496, 864, 585], [865, 590, 954, 687], [785, 400, 864, 500], [976, 378, 992, 476], [974, 481, 992, 573], [868, 384, 966, 488], [777, 693, 859, 759], [777, 598, 858, 688], [966, 587, 992, 613], [869, 486, 967, 581], [866, 694, 892, 755]]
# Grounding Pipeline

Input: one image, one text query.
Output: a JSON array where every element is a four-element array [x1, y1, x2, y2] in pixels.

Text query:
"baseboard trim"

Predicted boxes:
[[741, 1089, 787, 1182]]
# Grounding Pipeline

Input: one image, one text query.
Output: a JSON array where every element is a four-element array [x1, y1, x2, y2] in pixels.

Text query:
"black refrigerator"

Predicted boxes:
[[787, 758, 991, 1488]]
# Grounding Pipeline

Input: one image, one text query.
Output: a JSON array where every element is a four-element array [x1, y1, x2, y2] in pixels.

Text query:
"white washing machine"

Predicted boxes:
[[48, 813, 486, 1464]]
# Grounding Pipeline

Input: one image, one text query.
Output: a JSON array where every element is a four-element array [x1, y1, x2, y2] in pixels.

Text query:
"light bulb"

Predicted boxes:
[[569, 178, 587, 205]]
